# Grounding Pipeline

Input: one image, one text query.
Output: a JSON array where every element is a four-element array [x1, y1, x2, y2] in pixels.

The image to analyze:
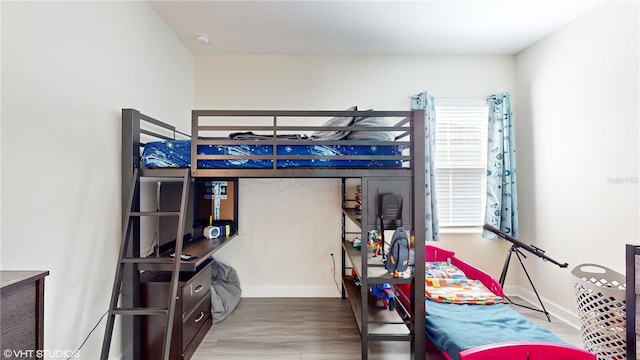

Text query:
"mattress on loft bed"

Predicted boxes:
[[142, 139, 404, 169]]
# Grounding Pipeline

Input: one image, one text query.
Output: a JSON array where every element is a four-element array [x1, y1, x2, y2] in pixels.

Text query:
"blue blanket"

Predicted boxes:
[[425, 300, 566, 360]]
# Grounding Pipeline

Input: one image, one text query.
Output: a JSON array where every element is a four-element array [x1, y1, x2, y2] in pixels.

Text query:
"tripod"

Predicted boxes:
[[499, 244, 551, 322]]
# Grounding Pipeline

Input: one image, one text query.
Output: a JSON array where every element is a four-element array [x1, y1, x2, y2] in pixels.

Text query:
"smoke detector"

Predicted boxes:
[[195, 33, 211, 45]]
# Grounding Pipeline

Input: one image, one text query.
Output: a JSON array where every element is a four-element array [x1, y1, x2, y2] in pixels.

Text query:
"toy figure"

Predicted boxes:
[[373, 232, 383, 257], [353, 237, 362, 250], [367, 230, 376, 247], [351, 269, 361, 286], [368, 230, 383, 257]]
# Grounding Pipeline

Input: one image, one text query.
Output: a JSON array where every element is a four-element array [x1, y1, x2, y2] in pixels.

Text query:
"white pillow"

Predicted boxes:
[[346, 117, 396, 141], [310, 106, 357, 140]]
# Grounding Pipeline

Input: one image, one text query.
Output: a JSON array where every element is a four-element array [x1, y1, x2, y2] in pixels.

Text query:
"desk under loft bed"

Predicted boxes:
[[112, 108, 428, 360]]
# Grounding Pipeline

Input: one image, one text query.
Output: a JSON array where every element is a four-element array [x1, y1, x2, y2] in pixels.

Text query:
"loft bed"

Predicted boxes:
[[396, 245, 595, 360], [122, 108, 429, 360]]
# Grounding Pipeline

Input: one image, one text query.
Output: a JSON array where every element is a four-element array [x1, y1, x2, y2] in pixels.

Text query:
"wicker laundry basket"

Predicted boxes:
[[571, 263, 626, 360]]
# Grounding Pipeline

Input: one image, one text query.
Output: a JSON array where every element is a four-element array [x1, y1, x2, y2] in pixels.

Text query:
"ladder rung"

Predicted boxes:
[[121, 257, 174, 264], [113, 307, 168, 316], [130, 211, 180, 217], [140, 168, 188, 178]]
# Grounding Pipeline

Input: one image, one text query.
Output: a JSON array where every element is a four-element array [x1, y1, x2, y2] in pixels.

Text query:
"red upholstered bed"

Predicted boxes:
[[458, 341, 596, 360], [396, 245, 595, 360]]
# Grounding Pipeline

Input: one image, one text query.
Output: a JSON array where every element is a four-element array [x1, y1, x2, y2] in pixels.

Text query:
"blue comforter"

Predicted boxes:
[[425, 300, 566, 360]]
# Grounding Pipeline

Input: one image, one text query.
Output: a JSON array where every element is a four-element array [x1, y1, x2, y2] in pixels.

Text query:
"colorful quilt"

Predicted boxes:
[[424, 262, 503, 304], [425, 278, 503, 305], [425, 262, 467, 279]]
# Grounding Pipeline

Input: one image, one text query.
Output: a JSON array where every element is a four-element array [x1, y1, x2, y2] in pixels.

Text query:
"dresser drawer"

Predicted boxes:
[[1, 282, 37, 353], [1, 271, 48, 360], [182, 292, 212, 350], [181, 266, 210, 318]]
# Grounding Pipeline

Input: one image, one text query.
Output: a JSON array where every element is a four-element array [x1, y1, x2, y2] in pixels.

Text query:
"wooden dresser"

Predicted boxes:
[[140, 260, 213, 360], [627, 244, 639, 360], [1, 271, 49, 359]]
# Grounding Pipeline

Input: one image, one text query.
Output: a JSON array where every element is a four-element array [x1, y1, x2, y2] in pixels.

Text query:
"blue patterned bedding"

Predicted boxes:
[[142, 139, 404, 169]]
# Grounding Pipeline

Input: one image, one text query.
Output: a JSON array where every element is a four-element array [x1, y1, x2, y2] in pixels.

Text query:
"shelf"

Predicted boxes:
[[340, 176, 422, 359], [139, 233, 237, 272], [342, 241, 412, 285], [342, 207, 361, 225], [140, 167, 190, 179], [342, 276, 411, 340]]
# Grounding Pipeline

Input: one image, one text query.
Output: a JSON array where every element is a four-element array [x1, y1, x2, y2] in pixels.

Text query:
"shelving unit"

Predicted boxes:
[[340, 177, 422, 359]]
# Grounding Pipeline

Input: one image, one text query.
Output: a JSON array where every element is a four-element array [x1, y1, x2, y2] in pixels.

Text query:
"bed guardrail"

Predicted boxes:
[[188, 110, 423, 178]]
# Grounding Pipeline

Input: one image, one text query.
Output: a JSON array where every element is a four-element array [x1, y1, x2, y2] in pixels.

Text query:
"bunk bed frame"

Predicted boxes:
[[114, 108, 427, 360]]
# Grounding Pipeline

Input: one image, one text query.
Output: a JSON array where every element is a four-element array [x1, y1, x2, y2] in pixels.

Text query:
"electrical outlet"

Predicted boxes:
[[329, 252, 335, 274]]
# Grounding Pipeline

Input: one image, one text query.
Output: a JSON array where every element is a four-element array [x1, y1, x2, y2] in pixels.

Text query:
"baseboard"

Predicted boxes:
[[242, 285, 341, 297], [514, 286, 580, 329]]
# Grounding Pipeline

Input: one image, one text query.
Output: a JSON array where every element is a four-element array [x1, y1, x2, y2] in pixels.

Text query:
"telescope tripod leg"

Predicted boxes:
[[499, 245, 515, 287], [499, 245, 551, 322], [514, 250, 551, 321]]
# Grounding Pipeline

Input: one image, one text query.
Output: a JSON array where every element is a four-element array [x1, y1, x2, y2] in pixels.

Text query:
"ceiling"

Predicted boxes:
[[148, 0, 605, 55]]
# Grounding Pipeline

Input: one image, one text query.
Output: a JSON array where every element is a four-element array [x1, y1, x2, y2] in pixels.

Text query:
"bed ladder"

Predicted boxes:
[[100, 168, 191, 360]]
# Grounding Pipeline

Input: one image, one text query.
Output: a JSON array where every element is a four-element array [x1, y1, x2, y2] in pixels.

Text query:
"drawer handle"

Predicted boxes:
[[194, 284, 204, 293], [194, 311, 205, 323]]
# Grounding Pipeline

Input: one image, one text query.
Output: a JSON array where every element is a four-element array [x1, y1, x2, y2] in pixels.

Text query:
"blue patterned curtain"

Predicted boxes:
[[483, 92, 519, 240], [411, 91, 440, 241]]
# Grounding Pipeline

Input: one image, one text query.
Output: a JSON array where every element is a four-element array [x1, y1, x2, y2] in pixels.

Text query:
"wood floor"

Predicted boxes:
[[191, 297, 584, 360]]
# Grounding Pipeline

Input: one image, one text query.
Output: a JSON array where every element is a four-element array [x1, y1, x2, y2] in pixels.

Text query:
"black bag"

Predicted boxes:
[[379, 194, 403, 260], [385, 227, 410, 277]]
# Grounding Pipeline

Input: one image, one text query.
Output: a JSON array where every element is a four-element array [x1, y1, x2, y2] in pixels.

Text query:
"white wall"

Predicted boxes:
[[1, 2, 193, 358], [194, 54, 516, 297], [515, 1, 639, 324], [4, 2, 629, 355]]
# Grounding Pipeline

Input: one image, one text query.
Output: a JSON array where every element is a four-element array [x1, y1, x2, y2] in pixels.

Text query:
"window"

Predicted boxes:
[[434, 99, 488, 227]]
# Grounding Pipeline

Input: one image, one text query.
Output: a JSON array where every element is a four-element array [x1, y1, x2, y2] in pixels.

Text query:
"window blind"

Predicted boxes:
[[434, 99, 488, 227]]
